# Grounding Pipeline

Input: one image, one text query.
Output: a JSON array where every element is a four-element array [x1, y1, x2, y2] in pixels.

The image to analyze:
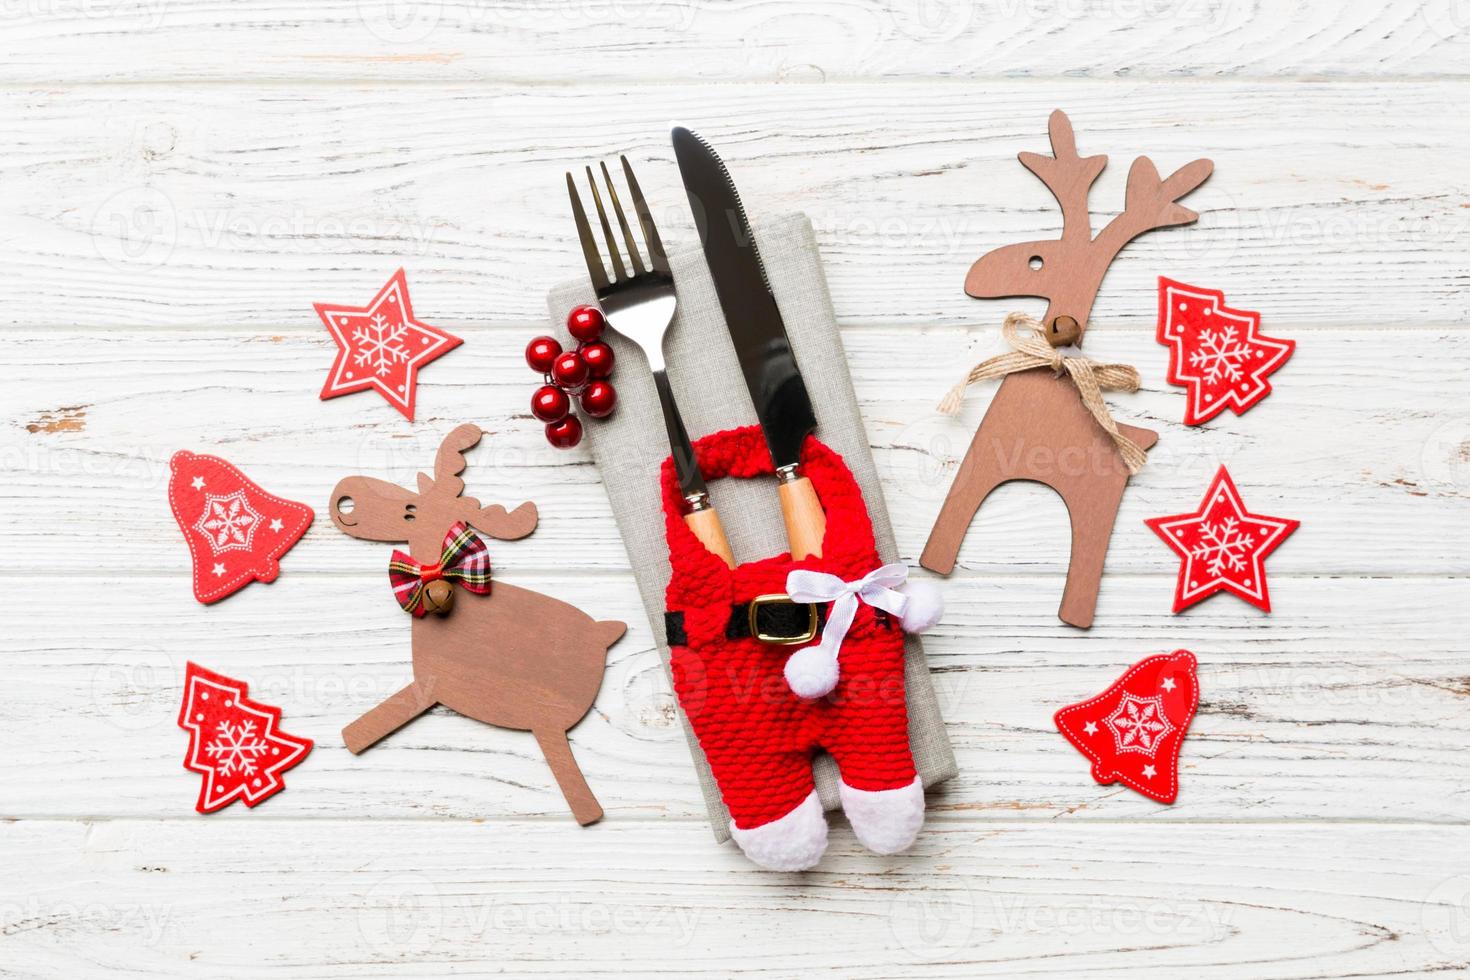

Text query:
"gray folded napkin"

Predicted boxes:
[[548, 212, 957, 842]]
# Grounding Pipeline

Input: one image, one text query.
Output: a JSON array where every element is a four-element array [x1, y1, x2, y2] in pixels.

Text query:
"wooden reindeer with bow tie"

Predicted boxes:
[[921, 110, 1212, 628], [329, 424, 625, 824]]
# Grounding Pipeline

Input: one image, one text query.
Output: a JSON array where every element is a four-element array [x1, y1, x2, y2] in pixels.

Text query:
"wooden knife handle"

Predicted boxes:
[[684, 506, 735, 569], [779, 475, 826, 560]]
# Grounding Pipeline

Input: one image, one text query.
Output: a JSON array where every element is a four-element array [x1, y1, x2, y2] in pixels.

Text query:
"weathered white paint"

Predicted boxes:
[[3, 5, 1469, 974], [1, 0, 1467, 83]]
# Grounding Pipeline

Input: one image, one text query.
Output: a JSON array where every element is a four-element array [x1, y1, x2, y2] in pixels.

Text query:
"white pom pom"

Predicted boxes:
[[898, 581, 943, 634], [784, 646, 838, 699]]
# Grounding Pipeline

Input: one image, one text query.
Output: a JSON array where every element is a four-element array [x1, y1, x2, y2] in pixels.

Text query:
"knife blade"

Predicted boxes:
[[672, 126, 826, 559]]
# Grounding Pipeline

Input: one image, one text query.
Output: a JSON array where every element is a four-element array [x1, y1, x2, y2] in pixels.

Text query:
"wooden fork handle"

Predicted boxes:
[[684, 506, 735, 569], [779, 474, 826, 560]]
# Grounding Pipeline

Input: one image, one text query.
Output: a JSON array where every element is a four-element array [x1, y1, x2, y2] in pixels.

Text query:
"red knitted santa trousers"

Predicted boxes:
[[662, 426, 916, 831]]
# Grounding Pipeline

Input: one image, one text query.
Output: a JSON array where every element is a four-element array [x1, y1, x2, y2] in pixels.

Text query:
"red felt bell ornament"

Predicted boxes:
[[167, 451, 314, 604], [1054, 650, 1199, 804]]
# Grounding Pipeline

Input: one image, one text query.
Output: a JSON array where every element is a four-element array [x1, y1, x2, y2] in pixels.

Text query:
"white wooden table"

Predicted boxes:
[[4, 3, 1470, 976]]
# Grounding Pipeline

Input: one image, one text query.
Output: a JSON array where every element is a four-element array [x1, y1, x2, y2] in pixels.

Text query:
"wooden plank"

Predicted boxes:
[[8, 573, 1468, 822], [0, 1, 1465, 83], [4, 818, 1468, 977], [3, 327, 1465, 575], [1, 81, 1466, 331]]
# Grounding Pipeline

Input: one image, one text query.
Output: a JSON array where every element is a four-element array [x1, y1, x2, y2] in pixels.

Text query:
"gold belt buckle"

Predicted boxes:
[[748, 593, 820, 646]]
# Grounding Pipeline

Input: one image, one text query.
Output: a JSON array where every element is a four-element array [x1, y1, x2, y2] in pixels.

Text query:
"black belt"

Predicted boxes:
[[665, 595, 827, 648], [664, 595, 895, 648]]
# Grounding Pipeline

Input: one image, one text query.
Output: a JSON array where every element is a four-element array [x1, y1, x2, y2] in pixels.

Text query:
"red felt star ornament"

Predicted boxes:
[[1145, 466, 1299, 613], [316, 268, 461, 420], [1156, 277, 1294, 426], [1055, 650, 1199, 804]]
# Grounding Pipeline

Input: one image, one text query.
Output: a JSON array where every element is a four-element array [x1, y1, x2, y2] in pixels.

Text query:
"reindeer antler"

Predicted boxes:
[[1019, 109, 1107, 243], [420, 423, 482, 498], [1096, 155, 1215, 255], [963, 109, 1213, 347]]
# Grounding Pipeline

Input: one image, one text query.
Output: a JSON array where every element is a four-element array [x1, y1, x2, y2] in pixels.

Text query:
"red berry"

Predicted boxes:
[[525, 335, 562, 374], [580, 380, 617, 418], [551, 350, 589, 388], [567, 305, 606, 342], [545, 415, 583, 449], [580, 341, 615, 379], [530, 384, 570, 423]]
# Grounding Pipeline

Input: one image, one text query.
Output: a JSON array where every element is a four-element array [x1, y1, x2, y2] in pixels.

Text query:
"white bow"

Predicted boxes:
[[781, 564, 910, 699]]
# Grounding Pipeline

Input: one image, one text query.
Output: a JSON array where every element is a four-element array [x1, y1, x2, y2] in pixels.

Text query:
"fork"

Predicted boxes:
[[567, 156, 734, 569]]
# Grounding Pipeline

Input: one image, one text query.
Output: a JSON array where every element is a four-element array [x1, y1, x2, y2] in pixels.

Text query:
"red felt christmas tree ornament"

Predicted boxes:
[[1156, 278, 1294, 426], [177, 662, 313, 813], [167, 451, 314, 604], [1055, 650, 1199, 804]]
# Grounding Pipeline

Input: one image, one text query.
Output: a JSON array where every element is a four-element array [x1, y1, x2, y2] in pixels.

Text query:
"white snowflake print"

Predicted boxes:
[[204, 720, 270, 777], [353, 313, 410, 376], [192, 491, 262, 555], [1188, 325, 1252, 384], [1105, 694, 1175, 757], [1191, 516, 1253, 576]]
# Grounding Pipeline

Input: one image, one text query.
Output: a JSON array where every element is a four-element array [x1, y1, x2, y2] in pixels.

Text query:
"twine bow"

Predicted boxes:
[[937, 312, 1149, 474], [781, 564, 910, 699], [388, 521, 492, 617]]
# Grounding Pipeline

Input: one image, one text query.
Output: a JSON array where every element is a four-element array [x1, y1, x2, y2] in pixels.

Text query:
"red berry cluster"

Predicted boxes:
[[526, 305, 617, 449]]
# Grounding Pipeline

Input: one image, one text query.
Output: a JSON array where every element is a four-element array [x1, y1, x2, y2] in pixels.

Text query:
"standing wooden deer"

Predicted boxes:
[[921, 110, 1213, 628], [329, 424, 625, 824]]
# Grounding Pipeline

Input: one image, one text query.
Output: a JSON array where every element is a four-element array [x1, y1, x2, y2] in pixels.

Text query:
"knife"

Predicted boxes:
[[672, 126, 826, 560]]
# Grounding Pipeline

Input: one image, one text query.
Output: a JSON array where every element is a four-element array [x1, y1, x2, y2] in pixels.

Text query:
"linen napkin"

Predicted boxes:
[[548, 213, 957, 841]]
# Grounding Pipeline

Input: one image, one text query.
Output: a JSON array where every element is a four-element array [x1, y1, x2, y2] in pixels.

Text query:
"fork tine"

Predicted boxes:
[[621, 155, 669, 274], [585, 166, 626, 281], [601, 161, 645, 276], [567, 172, 609, 292]]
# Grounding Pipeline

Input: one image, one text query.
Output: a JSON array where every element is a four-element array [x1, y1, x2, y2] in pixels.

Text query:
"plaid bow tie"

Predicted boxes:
[[388, 521, 492, 617]]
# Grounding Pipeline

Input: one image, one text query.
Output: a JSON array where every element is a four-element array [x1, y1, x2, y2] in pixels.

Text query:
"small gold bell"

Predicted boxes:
[[422, 579, 455, 616]]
